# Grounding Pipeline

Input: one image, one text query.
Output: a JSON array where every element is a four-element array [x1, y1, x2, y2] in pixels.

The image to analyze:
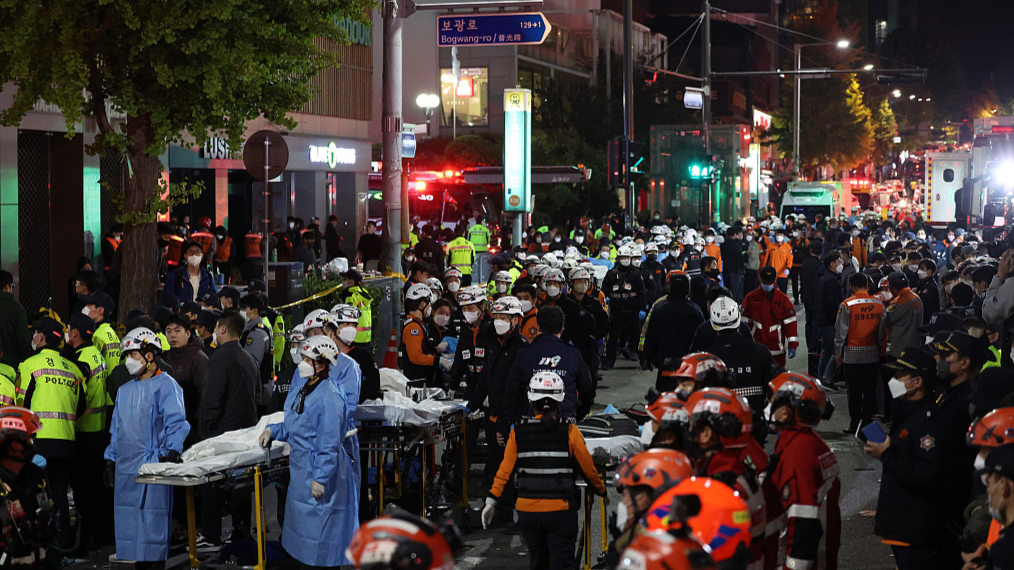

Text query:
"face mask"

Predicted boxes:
[[988, 480, 1007, 523], [891, 263, 903, 272], [761, 283, 774, 292], [639, 422, 656, 446], [125, 356, 146, 376], [297, 361, 315, 378], [520, 300, 533, 313], [614, 501, 630, 535], [239, 310, 249, 323], [944, 283, 954, 294], [493, 319, 511, 335], [405, 256, 415, 263], [217, 234, 225, 240], [705, 236, 715, 244], [464, 310, 479, 324], [851, 230, 860, 237], [575, 236, 584, 244], [646, 254, 657, 262], [882, 290, 894, 302], [289, 222, 295, 230], [546, 285, 561, 298], [746, 235, 754, 242], [434, 314, 451, 328], [496, 283, 508, 294], [937, 359, 955, 382], [212, 331, 218, 346], [554, 236, 562, 242], [792, 231, 800, 237], [632, 258, 642, 267], [619, 258, 631, 267], [948, 235, 955, 241], [573, 282, 589, 295], [975, 454, 987, 472], [81, 306, 92, 318], [290, 348, 300, 364], [834, 263, 843, 275], [424, 305, 433, 318], [535, 237, 542, 243], [917, 269, 928, 280], [888, 378, 909, 399], [907, 264, 918, 273], [187, 255, 202, 267], [447, 281, 460, 293], [600, 252, 610, 259], [775, 235, 785, 243], [337, 326, 357, 345]]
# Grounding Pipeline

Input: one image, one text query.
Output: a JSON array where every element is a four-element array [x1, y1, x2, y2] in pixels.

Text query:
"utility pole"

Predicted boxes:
[[380, 0, 403, 276], [622, 0, 634, 227], [702, 0, 712, 223], [793, 44, 802, 179]]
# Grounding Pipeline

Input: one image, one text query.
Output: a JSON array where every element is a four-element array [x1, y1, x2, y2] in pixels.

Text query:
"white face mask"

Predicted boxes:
[[434, 314, 450, 327], [573, 282, 589, 295], [447, 281, 460, 293], [600, 251, 610, 259], [338, 326, 357, 344], [639, 421, 655, 446], [882, 290, 894, 302], [619, 258, 631, 267], [187, 255, 202, 267], [888, 377, 909, 399], [463, 310, 479, 324], [424, 305, 432, 318], [632, 258, 642, 267], [290, 348, 300, 364], [212, 331, 218, 346], [908, 264, 919, 273], [546, 285, 561, 298], [554, 236, 562, 242], [851, 230, 860, 237], [746, 235, 754, 242], [575, 236, 584, 244], [496, 283, 508, 294], [834, 263, 843, 275], [125, 356, 146, 376], [405, 256, 415, 263], [81, 306, 92, 318], [239, 310, 249, 323], [891, 263, 903, 272], [917, 270, 928, 280], [975, 454, 987, 472], [297, 361, 315, 378], [775, 235, 785, 243], [614, 501, 630, 533], [520, 300, 533, 313], [493, 319, 511, 335], [705, 236, 715, 244], [944, 283, 954, 294]]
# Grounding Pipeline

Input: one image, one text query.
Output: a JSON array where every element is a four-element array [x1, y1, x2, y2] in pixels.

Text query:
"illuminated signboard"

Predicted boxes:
[[309, 142, 356, 168], [503, 88, 532, 213]]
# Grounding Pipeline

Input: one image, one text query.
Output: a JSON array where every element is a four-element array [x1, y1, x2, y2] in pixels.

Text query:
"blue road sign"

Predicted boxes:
[[401, 131, 416, 159], [437, 13, 552, 48]]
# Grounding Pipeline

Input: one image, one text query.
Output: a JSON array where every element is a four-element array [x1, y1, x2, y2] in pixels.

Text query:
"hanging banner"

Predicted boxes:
[[503, 89, 532, 213]]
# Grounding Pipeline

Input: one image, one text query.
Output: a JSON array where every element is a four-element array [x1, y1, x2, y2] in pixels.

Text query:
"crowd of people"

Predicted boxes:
[[0, 205, 1013, 570]]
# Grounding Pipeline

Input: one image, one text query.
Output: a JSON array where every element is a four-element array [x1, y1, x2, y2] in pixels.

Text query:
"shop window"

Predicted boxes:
[[440, 67, 489, 127]]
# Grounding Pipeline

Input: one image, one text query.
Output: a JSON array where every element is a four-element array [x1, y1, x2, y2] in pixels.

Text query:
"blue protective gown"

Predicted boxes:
[[269, 378, 352, 566], [103, 372, 190, 561]]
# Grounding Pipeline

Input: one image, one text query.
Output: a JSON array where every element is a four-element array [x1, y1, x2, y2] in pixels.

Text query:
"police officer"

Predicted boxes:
[[399, 284, 442, 385], [337, 269, 373, 346], [16, 317, 85, 550], [468, 216, 492, 254], [566, 268, 608, 376], [603, 246, 647, 369], [703, 297, 775, 413], [972, 444, 1014, 568], [447, 227, 476, 287], [868, 348, 946, 569], [238, 294, 273, 406], [81, 291, 121, 373]]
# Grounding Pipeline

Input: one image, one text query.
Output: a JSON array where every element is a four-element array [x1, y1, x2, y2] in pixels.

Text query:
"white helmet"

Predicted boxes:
[[528, 371, 566, 403], [710, 297, 741, 331], [490, 296, 524, 316], [530, 265, 549, 279], [456, 285, 486, 306], [425, 277, 444, 298], [579, 261, 596, 274], [304, 309, 332, 331], [443, 267, 462, 280], [300, 335, 339, 365], [569, 268, 592, 282], [288, 324, 307, 344], [544, 268, 566, 284], [493, 270, 513, 283], [617, 246, 633, 258], [650, 226, 667, 236], [122, 327, 162, 355], [682, 235, 695, 246], [653, 235, 669, 248], [564, 247, 580, 260], [542, 252, 562, 269], [331, 304, 362, 324], [405, 283, 432, 301], [644, 242, 659, 254], [562, 258, 579, 272]]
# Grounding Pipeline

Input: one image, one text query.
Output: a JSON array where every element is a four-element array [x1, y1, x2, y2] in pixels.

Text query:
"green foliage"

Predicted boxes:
[[445, 135, 501, 166], [301, 273, 385, 353], [108, 177, 205, 226], [871, 99, 898, 166]]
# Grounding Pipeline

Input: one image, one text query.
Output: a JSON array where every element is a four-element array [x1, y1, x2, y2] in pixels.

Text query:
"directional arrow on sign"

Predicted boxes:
[[437, 12, 552, 48]]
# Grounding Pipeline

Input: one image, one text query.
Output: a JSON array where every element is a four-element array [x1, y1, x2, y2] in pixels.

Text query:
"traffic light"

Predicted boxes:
[[608, 137, 624, 188], [643, 68, 658, 83], [626, 140, 645, 174], [687, 155, 714, 179]]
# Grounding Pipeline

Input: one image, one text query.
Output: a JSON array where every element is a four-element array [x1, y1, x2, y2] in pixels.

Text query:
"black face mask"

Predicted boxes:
[[937, 358, 957, 384]]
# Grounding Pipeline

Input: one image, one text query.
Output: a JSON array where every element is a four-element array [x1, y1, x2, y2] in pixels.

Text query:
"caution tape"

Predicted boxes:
[[270, 284, 343, 311]]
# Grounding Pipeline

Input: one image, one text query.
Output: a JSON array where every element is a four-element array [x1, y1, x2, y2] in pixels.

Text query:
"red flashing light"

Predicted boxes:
[[993, 126, 1014, 134], [415, 181, 427, 191], [444, 170, 454, 178]]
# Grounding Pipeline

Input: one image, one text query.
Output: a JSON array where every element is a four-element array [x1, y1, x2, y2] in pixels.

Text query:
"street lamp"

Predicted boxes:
[[416, 93, 440, 137], [793, 39, 851, 177], [863, 64, 874, 71], [892, 89, 902, 98]]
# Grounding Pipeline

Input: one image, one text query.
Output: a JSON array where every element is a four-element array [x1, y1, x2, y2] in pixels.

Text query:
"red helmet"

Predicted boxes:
[[967, 407, 1014, 449], [197, 217, 213, 230], [768, 372, 832, 426], [616, 531, 716, 570], [685, 388, 753, 449], [614, 449, 695, 491], [662, 353, 727, 385], [648, 392, 687, 424], [645, 477, 751, 565], [346, 513, 461, 570], [0, 407, 42, 440], [666, 270, 687, 284]]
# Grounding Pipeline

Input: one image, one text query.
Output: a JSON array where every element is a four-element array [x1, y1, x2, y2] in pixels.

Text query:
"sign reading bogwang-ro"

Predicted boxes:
[[503, 89, 532, 213], [437, 13, 552, 47]]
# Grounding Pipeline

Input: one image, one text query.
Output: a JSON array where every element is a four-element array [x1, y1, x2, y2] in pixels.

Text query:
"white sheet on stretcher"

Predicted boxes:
[[584, 435, 643, 464], [355, 391, 465, 426], [138, 413, 291, 478]]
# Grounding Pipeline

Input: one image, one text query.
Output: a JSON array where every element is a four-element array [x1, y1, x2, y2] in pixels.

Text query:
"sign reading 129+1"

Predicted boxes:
[[437, 13, 552, 47]]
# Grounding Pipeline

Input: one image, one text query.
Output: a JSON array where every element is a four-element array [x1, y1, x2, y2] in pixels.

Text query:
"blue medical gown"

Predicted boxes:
[[103, 373, 190, 561], [270, 378, 355, 566]]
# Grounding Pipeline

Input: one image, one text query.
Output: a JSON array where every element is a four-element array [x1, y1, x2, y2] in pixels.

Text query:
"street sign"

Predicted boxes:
[[243, 130, 288, 181], [402, 130, 417, 159], [437, 13, 552, 47], [503, 89, 532, 213]]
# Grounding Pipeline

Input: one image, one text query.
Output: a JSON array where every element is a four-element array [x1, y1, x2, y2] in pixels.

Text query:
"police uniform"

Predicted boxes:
[[92, 322, 121, 374], [448, 235, 477, 287], [0, 363, 15, 406], [640, 257, 667, 306], [467, 223, 491, 253], [602, 264, 646, 365]]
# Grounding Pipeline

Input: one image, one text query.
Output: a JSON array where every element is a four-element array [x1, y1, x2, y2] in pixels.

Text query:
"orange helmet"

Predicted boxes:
[[616, 531, 717, 570], [198, 216, 213, 230], [346, 512, 461, 570], [645, 477, 751, 565], [666, 270, 687, 284], [615, 449, 695, 491], [648, 391, 687, 424], [662, 353, 727, 386], [768, 372, 833, 426], [685, 388, 753, 449], [967, 407, 1014, 449], [0, 407, 42, 440]]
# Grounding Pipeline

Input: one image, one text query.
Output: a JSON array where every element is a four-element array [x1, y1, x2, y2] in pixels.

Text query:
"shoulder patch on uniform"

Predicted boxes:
[[782, 483, 792, 501], [245, 338, 253, 345], [475, 348, 485, 358], [410, 328, 420, 336], [919, 435, 935, 451], [462, 350, 471, 360]]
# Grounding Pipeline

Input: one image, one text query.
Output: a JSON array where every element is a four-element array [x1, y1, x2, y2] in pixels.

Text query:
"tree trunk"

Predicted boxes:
[[117, 113, 162, 321]]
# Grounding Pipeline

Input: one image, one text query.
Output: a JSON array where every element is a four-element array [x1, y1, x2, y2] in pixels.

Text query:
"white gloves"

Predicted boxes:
[[258, 429, 272, 449], [439, 356, 453, 371], [437, 341, 449, 353], [311, 481, 325, 499], [481, 497, 497, 529]]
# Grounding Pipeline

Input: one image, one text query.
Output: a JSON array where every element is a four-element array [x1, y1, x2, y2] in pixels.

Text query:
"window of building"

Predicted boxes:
[[440, 67, 489, 127]]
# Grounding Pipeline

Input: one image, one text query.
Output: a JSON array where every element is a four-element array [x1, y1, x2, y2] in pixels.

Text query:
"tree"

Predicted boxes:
[[0, 0, 370, 318], [444, 135, 501, 167], [870, 98, 898, 166]]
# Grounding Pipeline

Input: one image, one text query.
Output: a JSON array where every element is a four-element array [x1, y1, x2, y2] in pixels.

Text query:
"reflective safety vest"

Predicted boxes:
[[92, 322, 121, 373], [245, 233, 263, 258], [841, 293, 884, 348], [270, 313, 286, 369], [513, 418, 576, 501], [191, 230, 215, 255], [0, 363, 15, 406], [447, 237, 475, 275], [486, 267, 520, 298], [75, 345, 111, 433], [16, 349, 83, 442], [400, 232, 419, 252], [467, 224, 491, 252], [344, 286, 374, 344], [165, 235, 185, 267], [214, 237, 233, 263]]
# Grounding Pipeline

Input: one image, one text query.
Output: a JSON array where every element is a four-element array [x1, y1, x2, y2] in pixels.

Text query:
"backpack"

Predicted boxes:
[[577, 413, 640, 439]]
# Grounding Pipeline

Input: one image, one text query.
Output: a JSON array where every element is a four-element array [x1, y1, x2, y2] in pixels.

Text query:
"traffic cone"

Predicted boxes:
[[382, 329, 399, 369]]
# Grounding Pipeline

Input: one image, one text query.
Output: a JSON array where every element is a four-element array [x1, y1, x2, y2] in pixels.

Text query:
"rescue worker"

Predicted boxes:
[[514, 283, 540, 342], [766, 230, 793, 293], [566, 268, 609, 376], [260, 336, 356, 568], [104, 327, 189, 570], [0, 341, 14, 406], [644, 391, 689, 450], [684, 388, 769, 569], [448, 287, 492, 395], [327, 305, 381, 404], [270, 326, 305, 413], [741, 266, 799, 368], [868, 348, 945, 569], [447, 226, 477, 287], [615, 530, 717, 570], [81, 291, 121, 373], [703, 230, 723, 273], [640, 274, 704, 387], [834, 273, 884, 432], [641, 243, 667, 306], [468, 216, 492, 254], [703, 298, 775, 413], [766, 372, 841, 570], [16, 317, 84, 550], [337, 269, 373, 345], [481, 371, 606, 570], [491, 271, 514, 301], [675, 234, 703, 276], [603, 246, 647, 369], [0, 407, 56, 570], [346, 511, 462, 570], [400, 284, 441, 385]]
